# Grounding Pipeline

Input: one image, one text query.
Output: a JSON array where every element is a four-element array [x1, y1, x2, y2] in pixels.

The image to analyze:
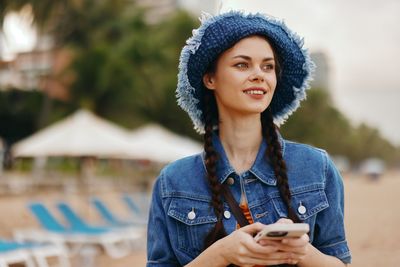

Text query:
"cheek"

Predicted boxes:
[[217, 70, 242, 84], [268, 75, 278, 92]]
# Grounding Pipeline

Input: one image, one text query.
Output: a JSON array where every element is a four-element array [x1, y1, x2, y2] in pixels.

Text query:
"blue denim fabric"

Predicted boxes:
[[147, 133, 351, 266]]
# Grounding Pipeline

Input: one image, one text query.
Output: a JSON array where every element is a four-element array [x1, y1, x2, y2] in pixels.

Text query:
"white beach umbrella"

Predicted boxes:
[[12, 109, 134, 159], [129, 124, 203, 163]]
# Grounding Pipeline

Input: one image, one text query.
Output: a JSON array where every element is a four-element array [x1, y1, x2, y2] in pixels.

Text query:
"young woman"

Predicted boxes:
[[147, 11, 351, 267]]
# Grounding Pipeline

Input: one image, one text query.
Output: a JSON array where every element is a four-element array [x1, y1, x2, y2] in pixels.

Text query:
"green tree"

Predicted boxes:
[[281, 88, 400, 165], [64, 9, 198, 134], [281, 89, 352, 155]]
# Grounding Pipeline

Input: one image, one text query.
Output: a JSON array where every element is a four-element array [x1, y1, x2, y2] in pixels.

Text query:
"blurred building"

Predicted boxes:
[[310, 51, 331, 90], [0, 50, 51, 91], [0, 36, 72, 101]]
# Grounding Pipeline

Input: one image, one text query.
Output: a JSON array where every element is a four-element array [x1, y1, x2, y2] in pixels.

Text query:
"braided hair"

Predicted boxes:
[[262, 107, 301, 223], [203, 89, 227, 248]]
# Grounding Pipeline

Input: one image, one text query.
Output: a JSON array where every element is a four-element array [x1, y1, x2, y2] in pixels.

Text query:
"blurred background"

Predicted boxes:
[[0, 0, 399, 266]]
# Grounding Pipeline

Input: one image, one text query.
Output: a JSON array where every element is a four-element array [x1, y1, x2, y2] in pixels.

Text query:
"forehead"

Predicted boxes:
[[222, 35, 275, 58]]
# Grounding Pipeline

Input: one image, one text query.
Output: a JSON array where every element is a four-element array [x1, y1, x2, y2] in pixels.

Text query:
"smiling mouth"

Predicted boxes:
[[243, 89, 266, 95]]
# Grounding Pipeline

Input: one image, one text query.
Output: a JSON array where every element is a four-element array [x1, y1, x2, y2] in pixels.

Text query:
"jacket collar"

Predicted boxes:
[[204, 131, 285, 186]]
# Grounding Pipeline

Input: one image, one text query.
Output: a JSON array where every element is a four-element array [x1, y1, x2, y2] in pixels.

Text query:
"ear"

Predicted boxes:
[[203, 73, 216, 90]]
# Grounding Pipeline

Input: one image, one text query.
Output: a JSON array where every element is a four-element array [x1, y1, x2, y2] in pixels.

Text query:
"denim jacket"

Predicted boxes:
[[147, 133, 352, 266]]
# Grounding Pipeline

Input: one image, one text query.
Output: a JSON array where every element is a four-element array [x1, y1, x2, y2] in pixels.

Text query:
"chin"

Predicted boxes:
[[242, 107, 268, 116], [251, 105, 269, 114]]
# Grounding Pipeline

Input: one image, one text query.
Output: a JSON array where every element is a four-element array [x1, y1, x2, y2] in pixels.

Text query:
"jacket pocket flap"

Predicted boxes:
[[291, 188, 329, 220], [167, 198, 217, 225], [272, 184, 329, 220]]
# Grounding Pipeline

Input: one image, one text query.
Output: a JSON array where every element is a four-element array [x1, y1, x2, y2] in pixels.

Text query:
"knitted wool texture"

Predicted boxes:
[[177, 11, 315, 133]]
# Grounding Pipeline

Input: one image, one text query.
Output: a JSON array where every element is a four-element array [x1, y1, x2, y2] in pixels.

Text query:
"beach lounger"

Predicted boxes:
[[90, 197, 146, 227], [121, 193, 149, 221], [0, 239, 70, 267], [56, 202, 144, 250], [0, 241, 35, 267], [14, 202, 140, 259]]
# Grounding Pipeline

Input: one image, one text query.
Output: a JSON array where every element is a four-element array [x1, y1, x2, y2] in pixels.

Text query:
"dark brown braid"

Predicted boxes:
[[262, 107, 301, 224], [262, 108, 301, 267], [203, 89, 227, 249]]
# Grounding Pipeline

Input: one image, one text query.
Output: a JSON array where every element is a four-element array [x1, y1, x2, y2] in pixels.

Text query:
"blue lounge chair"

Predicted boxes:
[[121, 194, 141, 215], [90, 197, 136, 227], [0, 243, 35, 267], [29, 203, 66, 233], [15, 202, 139, 259], [91, 197, 147, 227], [0, 239, 70, 267], [121, 193, 150, 220], [0, 240, 24, 251], [56, 202, 145, 250], [56, 202, 110, 234]]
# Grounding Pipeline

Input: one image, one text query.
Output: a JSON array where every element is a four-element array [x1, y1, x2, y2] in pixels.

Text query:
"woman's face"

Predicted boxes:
[[203, 35, 277, 118]]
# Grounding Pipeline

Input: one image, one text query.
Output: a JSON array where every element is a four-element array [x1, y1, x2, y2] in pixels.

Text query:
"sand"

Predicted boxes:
[[343, 172, 400, 267], [1, 171, 399, 267]]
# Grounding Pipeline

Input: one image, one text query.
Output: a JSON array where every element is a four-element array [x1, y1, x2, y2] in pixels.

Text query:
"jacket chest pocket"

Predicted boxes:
[[271, 185, 329, 241], [167, 198, 217, 257]]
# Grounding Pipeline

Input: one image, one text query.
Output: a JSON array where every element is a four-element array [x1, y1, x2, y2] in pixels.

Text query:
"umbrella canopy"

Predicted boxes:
[[12, 109, 134, 158], [129, 124, 203, 163]]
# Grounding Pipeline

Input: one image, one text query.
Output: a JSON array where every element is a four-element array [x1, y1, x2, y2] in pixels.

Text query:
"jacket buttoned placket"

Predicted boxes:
[[222, 172, 241, 233]]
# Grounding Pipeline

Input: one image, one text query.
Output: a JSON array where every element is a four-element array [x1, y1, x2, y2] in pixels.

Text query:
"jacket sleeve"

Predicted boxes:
[[147, 173, 181, 267], [312, 152, 352, 264]]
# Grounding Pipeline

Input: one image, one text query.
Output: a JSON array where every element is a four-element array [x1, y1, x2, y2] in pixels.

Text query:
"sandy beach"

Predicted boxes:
[[1, 171, 399, 267]]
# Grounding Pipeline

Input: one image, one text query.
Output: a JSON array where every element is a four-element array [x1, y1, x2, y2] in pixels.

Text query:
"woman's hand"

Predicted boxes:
[[258, 218, 310, 265], [214, 221, 306, 267]]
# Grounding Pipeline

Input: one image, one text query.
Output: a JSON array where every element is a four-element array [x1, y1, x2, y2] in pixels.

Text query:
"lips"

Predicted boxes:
[[242, 87, 267, 95]]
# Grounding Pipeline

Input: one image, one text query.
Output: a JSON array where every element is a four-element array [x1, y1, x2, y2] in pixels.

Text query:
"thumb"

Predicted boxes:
[[240, 222, 265, 234]]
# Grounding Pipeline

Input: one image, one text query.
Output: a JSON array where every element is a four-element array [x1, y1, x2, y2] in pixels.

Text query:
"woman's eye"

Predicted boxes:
[[262, 64, 274, 71], [235, 62, 248, 69]]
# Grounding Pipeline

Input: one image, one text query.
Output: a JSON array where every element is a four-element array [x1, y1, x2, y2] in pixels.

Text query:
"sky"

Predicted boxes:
[[217, 0, 400, 145], [1, 0, 400, 145]]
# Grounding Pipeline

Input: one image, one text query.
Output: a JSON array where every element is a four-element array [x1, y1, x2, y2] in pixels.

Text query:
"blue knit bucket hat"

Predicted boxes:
[[176, 11, 315, 134]]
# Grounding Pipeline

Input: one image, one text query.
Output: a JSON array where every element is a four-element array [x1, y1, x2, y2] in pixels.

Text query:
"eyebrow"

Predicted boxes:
[[232, 55, 274, 61]]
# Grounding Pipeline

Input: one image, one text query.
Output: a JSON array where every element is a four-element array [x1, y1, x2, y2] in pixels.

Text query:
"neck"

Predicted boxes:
[[218, 113, 263, 174]]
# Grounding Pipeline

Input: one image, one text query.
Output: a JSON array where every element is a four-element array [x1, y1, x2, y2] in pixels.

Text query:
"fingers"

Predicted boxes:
[[244, 241, 279, 256], [257, 235, 309, 257], [258, 239, 281, 246], [276, 217, 293, 224], [225, 230, 307, 267], [236, 251, 303, 266], [281, 234, 309, 247], [240, 222, 265, 234], [275, 235, 310, 256], [228, 221, 308, 266]]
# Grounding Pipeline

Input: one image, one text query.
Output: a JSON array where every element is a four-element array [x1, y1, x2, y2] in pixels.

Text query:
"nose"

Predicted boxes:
[[249, 70, 265, 83]]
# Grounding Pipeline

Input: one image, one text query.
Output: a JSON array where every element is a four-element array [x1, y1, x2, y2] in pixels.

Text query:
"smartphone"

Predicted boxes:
[[254, 223, 309, 242]]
